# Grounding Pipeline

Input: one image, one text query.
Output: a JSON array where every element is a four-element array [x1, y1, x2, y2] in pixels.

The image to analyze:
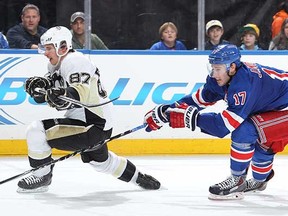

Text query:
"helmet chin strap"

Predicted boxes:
[[225, 63, 234, 84], [227, 64, 237, 87], [53, 47, 69, 68]]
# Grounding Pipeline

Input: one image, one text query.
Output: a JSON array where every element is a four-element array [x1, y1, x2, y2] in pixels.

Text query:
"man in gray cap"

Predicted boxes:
[[70, 11, 108, 49]]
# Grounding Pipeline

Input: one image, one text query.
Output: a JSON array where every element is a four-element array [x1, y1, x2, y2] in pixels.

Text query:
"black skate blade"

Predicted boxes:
[[208, 192, 244, 200]]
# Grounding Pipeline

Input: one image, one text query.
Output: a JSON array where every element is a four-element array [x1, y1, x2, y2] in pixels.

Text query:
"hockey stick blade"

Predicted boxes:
[[35, 88, 119, 108], [0, 123, 147, 185]]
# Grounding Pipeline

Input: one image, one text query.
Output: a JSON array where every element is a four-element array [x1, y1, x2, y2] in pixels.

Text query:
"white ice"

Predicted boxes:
[[1, 155, 288, 216]]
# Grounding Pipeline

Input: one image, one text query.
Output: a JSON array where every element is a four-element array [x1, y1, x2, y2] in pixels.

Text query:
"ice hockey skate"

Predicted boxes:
[[244, 169, 274, 193], [208, 175, 246, 200], [17, 165, 54, 193], [136, 172, 161, 190]]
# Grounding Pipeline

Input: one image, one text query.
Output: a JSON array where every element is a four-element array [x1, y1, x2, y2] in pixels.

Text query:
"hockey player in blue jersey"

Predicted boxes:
[[144, 44, 288, 199]]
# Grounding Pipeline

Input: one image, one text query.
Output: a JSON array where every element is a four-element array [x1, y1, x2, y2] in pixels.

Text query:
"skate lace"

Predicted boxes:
[[217, 176, 241, 190], [246, 179, 262, 190], [23, 175, 43, 185]]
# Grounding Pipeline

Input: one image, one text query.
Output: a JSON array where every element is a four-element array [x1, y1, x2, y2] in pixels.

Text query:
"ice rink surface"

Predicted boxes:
[[1, 155, 288, 216]]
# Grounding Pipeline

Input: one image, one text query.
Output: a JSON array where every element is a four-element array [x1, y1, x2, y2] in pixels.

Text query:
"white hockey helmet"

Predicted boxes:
[[39, 26, 72, 56]]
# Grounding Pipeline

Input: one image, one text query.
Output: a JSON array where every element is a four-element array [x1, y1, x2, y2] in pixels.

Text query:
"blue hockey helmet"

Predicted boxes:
[[208, 44, 241, 68]]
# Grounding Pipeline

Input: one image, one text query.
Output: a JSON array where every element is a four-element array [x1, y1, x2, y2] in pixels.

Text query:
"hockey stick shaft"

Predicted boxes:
[[0, 123, 147, 185], [57, 95, 119, 108], [35, 88, 119, 108]]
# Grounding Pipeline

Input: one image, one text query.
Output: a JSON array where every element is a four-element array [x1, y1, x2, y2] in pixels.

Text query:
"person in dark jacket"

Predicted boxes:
[[7, 3, 47, 49]]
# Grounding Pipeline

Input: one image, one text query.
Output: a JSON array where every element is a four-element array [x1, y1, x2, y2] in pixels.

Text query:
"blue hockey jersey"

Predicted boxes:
[[175, 62, 288, 138]]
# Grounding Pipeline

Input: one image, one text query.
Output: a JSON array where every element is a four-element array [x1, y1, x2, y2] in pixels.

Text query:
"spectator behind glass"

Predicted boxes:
[[0, 32, 9, 48], [271, 0, 288, 39], [205, 20, 230, 50], [70, 12, 108, 50], [6, 3, 47, 49], [239, 24, 262, 50], [150, 22, 187, 50], [269, 18, 288, 50]]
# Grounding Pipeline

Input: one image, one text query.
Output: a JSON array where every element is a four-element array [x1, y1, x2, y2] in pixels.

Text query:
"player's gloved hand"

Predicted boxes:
[[144, 105, 169, 132], [46, 87, 71, 110], [24, 76, 51, 103], [166, 103, 198, 131]]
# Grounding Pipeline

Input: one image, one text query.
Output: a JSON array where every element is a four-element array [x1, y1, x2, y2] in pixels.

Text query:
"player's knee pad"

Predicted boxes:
[[26, 120, 52, 160], [90, 151, 137, 182]]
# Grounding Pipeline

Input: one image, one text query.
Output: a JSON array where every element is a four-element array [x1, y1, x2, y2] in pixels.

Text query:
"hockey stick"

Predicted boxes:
[[35, 88, 119, 108], [0, 123, 147, 185]]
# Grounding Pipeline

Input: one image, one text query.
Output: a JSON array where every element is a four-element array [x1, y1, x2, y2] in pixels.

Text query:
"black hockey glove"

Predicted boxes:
[[46, 87, 72, 110], [24, 76, 51, 103]]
